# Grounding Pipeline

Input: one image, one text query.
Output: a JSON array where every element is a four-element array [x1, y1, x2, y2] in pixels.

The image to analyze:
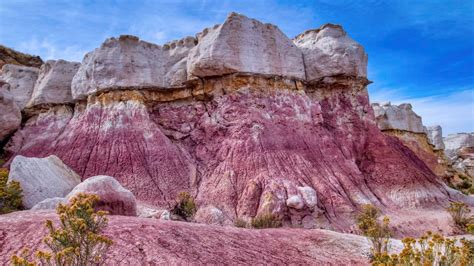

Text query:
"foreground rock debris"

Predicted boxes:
[[0, 12, 473, 263]]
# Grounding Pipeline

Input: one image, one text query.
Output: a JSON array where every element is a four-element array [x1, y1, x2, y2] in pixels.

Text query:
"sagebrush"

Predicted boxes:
[[356, 204, 391, 257], [250, 213, 282, 229], [171, 191, 197, 221], [0, 167, 23, 214]]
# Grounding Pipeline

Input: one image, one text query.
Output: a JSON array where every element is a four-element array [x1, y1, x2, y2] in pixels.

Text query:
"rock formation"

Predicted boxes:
[[0, 44, 43, 69], [444, 133, 474, 178], [8, 155, 81, 208], [371, 102, 451, 178], [0, 81, 21, 142], [66, 175, 137, 216], [0, 64, 39, 109], [27, 59, 80, 108], [2, 13, 471, 234]]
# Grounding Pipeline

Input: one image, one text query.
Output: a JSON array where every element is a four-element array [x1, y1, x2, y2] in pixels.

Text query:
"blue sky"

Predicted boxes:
[[0, 0, 473, 135]]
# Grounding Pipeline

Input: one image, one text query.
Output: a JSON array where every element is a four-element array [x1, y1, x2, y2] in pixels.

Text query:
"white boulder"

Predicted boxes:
[[8, 155, 81, 208], [66, 175, 137, 216], [0, 81, 21, 141], [444, 133, 474, 159], [297, 186, 318, 208], [27, 60, 80, 107], [187, 12, 305, 79], [0, 64, 39, 109], [31, 197, 66, 210], [286, 195, 304, 209], [194, 205, 229, 225], [71, 35, 195, 100], [294, 24, 367, 82], [371, 102, 425, 133]]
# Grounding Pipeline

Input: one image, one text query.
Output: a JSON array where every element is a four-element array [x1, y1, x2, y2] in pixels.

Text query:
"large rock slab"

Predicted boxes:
[[426, 125, 445, 150], [8, 155, 81, 208], [66, 175, 137, 216], [27, 60, 80, 107], [0, 64, 39, 109], [444, 133, 474, 159], [294, 24, 367, 82], [71, 35, 195, 100], [371, 102, 425, 133], [187, 12, 305, 79], [0, 81, 21, 142]]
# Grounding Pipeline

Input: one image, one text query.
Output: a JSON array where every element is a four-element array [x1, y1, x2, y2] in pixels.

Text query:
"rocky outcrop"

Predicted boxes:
[[0, 81, 21, 142], [66, 175, 137, 216], [0, 64, 39, 109], [0, 210, 404, 265], [4, 13, 470, 233], [31, 197, 65, 210], [71, 35, 196, 100], [294, 24, 367, 82], [8, 155, 81, 208], [444, 133, 474, 178], [372, 102, 424, 133], [0, 45, 43, 69], [187, 12, 305, 79], [27, 60, 80, 108], [426, 125, 445, 150]]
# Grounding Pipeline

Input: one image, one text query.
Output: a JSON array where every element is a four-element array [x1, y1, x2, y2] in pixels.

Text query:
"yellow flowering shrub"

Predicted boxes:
[[171, 191, 197, 221], [0, 167, 23, 214], [372, 231, 473, 266], [356, 204, 391, 257], [11, 193, 113, 265], [448, 201, 472, 230]]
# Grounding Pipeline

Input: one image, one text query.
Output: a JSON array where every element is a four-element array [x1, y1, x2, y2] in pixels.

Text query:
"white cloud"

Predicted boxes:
[[369, 87, 474, 136], [18, 37, 86, 62]]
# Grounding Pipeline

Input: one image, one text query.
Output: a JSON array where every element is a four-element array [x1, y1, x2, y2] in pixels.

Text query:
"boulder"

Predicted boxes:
[[425, 125, 445, 150], [371, 102, 425, 133], [187, 12, 305, 79], [444, 133, 474, 159], [8, 155, 81, 208], [0, 81, 21, 142], [286, 195, 304, 209], [27, 60, 80, 107], [66, 175, 137, 216], [297, 186, 318, 208], [293, 24, 367, 82], [0, 64, 39, 109], [71, 35, 195, 100], [31, 197, 66, 210], [194, 205, 229, 225]]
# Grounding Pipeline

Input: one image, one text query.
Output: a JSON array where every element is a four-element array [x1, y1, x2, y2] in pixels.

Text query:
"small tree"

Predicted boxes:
[[356, 204, 391, 257], [0, 168, 23, 214], [171, 192, 197, 221], [447, 201, 471, 230], [11, 193, 113, 265]]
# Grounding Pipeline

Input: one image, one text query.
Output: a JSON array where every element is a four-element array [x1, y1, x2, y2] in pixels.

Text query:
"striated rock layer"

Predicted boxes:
[[3, 13, 471, 233]]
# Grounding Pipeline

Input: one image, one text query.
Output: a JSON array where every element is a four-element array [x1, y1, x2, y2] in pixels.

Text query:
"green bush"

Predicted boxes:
[[250, 213, 282, 229], [0, 168, 23, 214], [11, 193, 113, 265], [372, 232, 472, 266], [356, 204, 391, 257], [447, 201, 471, 230], [171, 192, 197, 221], [234, 218, 248, 228]]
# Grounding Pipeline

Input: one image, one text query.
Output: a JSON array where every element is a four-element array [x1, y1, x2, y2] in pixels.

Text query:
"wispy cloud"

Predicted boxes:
[[18, 38, 87, 62]]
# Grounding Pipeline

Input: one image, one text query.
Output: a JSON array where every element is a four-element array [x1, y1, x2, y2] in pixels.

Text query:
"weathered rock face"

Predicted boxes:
[[0, 81, 21, 142], [71, 35, 195, 100], [1, 210, 403, 265], [444, 133, 474, 177], [0, 64, 39, 109], [66, 175, 137, 216], [8, 155, 81, 208], [31, 197, 65, 210], [27, 60, 80, 107], [0, 44, 43, 69], [426, 125, 445, 150], [372, 102, 424, 133], [187, 12, 305, 79], [294, 24, 367, 82], [4, 13, 471, 233], [371, 102, 450, 178]]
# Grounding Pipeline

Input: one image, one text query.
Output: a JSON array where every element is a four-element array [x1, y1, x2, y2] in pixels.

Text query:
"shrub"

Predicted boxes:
[[250, 213, 282, 229], [372, 231, 472, 266], [0, 168, 23, 214], [11, 193, 113, 265], [234, 218, 248, 228], [447, 201, 471, 230], [356, 204, 391, 256], [171, 192, 197, 221]]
